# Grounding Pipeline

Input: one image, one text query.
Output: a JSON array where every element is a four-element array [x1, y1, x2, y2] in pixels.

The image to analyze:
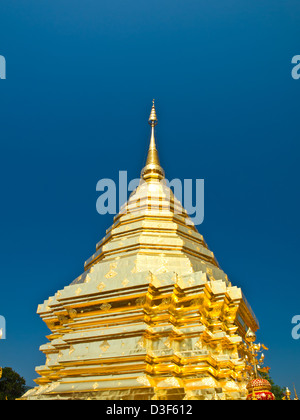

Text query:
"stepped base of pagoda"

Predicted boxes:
[[21, 379, 246, 400], [21, 269, 257, 401]]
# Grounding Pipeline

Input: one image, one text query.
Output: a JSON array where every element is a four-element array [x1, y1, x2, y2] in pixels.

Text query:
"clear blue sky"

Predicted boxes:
[[0, 1, 300, 392]]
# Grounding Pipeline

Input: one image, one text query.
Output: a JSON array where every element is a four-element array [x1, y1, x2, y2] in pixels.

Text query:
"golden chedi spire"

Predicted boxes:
[[141, 99, 165, 181], [21, 101, 261, 401]]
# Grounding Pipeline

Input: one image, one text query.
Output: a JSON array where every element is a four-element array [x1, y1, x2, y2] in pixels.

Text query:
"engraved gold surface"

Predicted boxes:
[[21, 103, 259, 400]]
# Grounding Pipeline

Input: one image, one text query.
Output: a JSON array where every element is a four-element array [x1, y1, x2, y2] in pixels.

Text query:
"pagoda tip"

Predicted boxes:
[[148, 99, 158, 126]]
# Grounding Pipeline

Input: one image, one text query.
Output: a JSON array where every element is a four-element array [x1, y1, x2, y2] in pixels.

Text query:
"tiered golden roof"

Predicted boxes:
[[22, 102, 259, 400]]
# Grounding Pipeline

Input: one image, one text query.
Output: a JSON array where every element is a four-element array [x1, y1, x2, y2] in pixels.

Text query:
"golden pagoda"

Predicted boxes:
[[22, 102, 260, 400]]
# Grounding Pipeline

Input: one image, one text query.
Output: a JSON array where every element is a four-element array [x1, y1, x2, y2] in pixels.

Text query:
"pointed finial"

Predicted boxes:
[[148, 99, 158, 127], [245, 328, 256, 343], [251, 389, 257, 400], [293, 384, 299, 400], [141, 100, 165, 181]]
